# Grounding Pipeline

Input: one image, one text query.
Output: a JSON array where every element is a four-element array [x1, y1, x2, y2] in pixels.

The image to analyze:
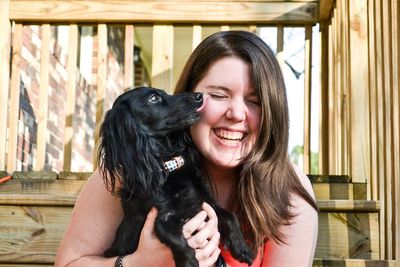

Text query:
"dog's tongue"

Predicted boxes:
[[196, 95, 208, 112]]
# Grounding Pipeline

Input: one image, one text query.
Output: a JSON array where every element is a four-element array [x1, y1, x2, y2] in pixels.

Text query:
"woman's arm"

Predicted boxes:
[[262, 167, 318, 267]]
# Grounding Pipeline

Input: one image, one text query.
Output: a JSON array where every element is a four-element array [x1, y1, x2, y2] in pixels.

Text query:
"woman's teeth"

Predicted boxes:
[[214, 129, 244, 141]]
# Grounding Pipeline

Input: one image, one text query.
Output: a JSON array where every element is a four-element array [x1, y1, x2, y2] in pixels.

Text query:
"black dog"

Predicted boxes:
[[99, 86, 254, 267]]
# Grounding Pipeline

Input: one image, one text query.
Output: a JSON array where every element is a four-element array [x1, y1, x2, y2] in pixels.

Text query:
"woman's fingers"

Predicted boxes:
[[195, 231, 220, 260], [183, 210, 208, 239]]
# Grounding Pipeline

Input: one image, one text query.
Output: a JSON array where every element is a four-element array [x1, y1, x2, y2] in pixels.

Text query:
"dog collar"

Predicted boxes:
[[163, 156, 184, 173]]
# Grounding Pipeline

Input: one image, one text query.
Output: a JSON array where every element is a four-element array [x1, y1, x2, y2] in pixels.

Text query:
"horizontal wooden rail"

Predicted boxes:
[[9, 0, 318, 23]]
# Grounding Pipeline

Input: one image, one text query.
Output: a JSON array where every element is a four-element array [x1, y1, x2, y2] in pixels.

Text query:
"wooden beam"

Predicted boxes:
[[6, 23, 23, 173], [0, 0, 11, 170], [319, 0, 335, 20], [124, 25, 134, 90], [93, 24, 107, 170], [303, 25, 312, 174], [35, 24, 51, 171], [9, 0, 319, 24], [63, 24, 78, 171], [151, 25, 174, 92]]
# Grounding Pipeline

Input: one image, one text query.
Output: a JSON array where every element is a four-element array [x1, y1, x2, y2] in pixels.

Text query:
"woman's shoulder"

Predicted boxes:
[[291, 163, 316, 201]]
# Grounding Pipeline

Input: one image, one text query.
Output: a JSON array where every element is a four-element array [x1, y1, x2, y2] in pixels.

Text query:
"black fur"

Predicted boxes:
[[99, 86, 254, 267]]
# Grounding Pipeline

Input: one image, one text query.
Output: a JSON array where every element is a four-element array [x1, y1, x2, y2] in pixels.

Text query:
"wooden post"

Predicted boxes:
[[36, 24, 51, 171], [63, 24, 78, 171], [303, 25, 312, 174], [6, 23, 22, 173], [192, 25, 202, 51], [93, 24, 107, 170], [152, 25, 174, 93], [124, 25, 134, 90], [0, 0, 11, 170]]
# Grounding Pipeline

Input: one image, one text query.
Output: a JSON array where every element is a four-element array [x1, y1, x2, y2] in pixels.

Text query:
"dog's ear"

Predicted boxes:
[[98, 102, 164, 196]]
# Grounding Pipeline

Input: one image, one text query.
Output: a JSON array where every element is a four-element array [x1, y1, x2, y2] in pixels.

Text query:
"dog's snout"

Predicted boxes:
[[192, 92, 203, 102]]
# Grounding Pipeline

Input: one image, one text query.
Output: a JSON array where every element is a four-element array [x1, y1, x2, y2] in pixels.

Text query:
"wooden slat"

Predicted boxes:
[[93, 23, 107, 170], [317, 200, 380, 212], [124, 25, 134, 90], [151, 25, 174, 92], [367, 0, 377, 202], [319, 22, 329, 175], [192, 25, 202, 51], [312, 183, 367, 200], [9, 1, 319, 23], [382, 0, 394, 260], [349, 0, 370, 184], [63, 24, 78, 171], [303, 25, 312, 174], [390, 0, 400, 259], [315, 212, 379, 259], [0, 0, 11, 170], [0, 205, 73, 263], [6, 23, 22, 173], [373, 0, 386, 259], [35, 24, 51, 171], [312, 259, 398, 267], [319, 0, 334, 20]]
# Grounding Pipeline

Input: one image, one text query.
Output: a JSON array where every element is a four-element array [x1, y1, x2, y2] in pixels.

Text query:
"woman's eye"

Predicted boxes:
[[148, 94, 162, 103], [247, 98, 261, 106], [209, 93, 227, 99]]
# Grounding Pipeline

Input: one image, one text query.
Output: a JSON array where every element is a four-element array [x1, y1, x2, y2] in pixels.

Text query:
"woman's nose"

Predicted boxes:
[[225, 99, 246, 122]]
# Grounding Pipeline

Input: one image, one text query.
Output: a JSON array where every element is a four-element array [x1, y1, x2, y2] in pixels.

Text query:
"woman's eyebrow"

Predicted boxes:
[[205, 85, 230, 92]]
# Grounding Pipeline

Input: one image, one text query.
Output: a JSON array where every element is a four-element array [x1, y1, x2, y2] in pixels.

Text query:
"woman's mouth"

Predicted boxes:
[[214, 128, 246, 143]]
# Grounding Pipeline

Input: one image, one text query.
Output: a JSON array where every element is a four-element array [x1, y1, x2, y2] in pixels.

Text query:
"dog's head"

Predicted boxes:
[[98, 86, 204, 195]]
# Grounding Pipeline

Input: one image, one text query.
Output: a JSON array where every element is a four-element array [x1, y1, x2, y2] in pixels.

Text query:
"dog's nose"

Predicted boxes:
[[192, 92, 203, 102]]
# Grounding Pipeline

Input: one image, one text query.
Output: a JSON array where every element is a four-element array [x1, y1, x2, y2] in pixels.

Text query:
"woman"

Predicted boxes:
[[56, 30, 318, 267]]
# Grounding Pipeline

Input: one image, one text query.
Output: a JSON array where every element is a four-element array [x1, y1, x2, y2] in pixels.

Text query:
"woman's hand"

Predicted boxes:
[[183, 202, 221, 267], [124, 208, 175, 267]]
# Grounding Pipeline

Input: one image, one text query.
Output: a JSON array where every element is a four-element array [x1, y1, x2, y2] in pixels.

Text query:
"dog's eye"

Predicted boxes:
[[148, 94, 162, 103]]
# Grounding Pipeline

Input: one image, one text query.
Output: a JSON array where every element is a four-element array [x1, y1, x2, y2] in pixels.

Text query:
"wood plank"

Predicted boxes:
[[124, 25, 134, 90], [319, 0, 334, 20], [0, 179, 85, 206], [63, 24, 78, 171], [93, 23, 107, 170], [303, 25, 312, 173], [0, 205, 73, 263], [315, 212, 380, 259], [151, 25, 174, 92], [6, 23, 22, 173], [0, 0, 11, 170], [317, 200, 380, 212], [35, 24, 51, 171], [192, 25, 202, 51], [312, 183, 367, 200], [390, 0, 400, 259], [348, 0, 370, 184], [312, 259, 398, 267], [319, 22, 329, 175], [9, 1, 319, 23]]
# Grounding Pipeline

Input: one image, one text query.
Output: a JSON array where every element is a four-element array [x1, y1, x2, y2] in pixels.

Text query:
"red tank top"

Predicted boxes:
[[219, 245, 264, 267]]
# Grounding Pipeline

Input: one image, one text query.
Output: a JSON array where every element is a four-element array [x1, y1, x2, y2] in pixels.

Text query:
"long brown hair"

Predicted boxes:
[[175, 30, 317, 253]]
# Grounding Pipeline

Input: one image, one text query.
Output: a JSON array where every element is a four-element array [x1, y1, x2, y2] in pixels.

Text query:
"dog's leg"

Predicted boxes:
[[104, 213, 146, 257], [154, 218, 198, 267], [213, 206, 254, 265]]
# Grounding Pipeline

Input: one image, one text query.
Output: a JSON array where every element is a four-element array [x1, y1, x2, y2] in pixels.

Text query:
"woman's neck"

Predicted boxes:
[[205, 163, 239, 209]]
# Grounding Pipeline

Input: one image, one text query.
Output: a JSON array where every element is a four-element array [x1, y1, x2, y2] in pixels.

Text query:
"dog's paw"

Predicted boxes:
[[226, 241, 254, 265]]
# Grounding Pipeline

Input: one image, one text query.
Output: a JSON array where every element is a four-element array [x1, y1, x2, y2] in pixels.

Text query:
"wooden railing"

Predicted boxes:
[[0, 0, 324, 174]]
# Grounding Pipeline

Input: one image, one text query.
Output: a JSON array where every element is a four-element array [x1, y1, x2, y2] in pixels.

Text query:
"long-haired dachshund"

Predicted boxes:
[[99, 86, 254, 267]]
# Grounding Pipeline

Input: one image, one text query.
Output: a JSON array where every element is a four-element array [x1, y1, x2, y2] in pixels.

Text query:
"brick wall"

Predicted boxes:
[[15, 25, 125, 171]]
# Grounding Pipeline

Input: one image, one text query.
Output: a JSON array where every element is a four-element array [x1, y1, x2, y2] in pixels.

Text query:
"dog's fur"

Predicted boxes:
[[99, 86, 254, 267]]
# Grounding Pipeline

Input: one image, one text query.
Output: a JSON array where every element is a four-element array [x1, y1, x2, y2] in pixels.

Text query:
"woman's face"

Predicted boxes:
[[191, 57, 261, 170]]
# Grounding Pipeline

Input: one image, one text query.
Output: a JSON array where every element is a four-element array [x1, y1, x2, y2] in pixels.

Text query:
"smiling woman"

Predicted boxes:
[[175, 30, 318, 267]]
